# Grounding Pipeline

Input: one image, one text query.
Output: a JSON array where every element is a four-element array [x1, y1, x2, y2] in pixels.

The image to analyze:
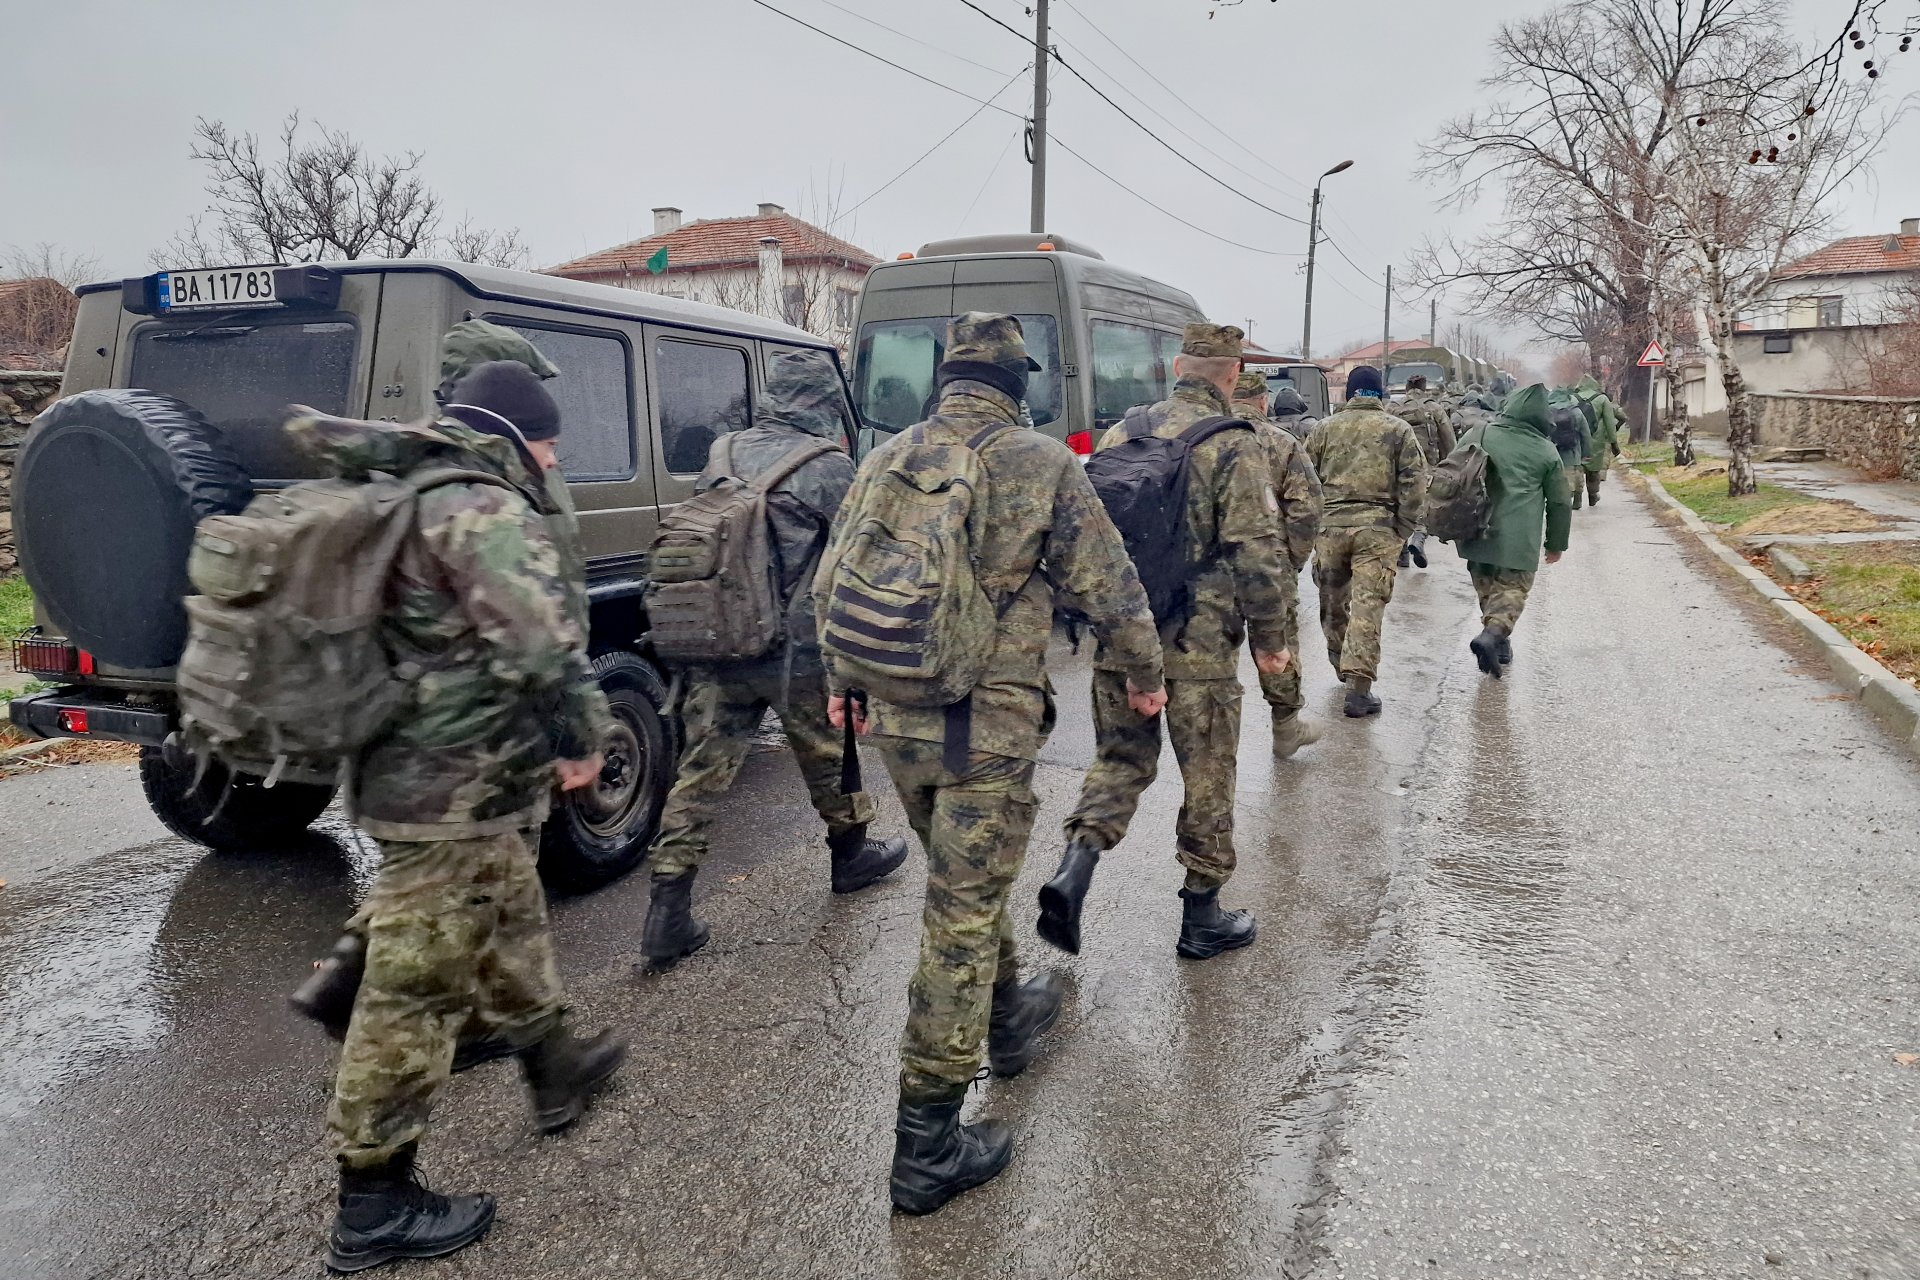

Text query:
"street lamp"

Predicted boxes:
[[1300, 159, 1353, 363]]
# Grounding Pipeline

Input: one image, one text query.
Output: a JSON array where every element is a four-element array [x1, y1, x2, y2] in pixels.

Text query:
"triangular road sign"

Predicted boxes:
[[1638, 340, 1667, 366]]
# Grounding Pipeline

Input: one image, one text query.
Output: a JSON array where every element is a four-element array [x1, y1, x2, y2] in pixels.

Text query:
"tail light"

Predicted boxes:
[[1066, 430, 1094, 457], [58, 709, 90, 734], [13, 637, 89, 677]]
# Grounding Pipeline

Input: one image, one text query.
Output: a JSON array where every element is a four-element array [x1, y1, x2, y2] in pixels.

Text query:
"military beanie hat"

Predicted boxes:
[[1346, 364, 1385, 398], [1181, 322, 1245, 359], [1232, 370, 1270, 399], [944, 312, 1043, 371], [445, 360, 562, 443]]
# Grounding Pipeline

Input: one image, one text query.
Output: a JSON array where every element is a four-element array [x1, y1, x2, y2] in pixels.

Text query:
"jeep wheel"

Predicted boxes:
[[539, 651, 677, 893], [139, 746, 337, 852]]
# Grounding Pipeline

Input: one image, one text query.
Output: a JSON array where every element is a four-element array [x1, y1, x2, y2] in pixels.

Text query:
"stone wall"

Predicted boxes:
[[1752, 392, 1920, 479], [0, 371, 63, 575]]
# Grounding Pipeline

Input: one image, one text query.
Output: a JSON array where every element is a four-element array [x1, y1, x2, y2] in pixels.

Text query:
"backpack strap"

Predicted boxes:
[[1176, 414, 1251, 448], [747, 438, 841, 496], [1122, 405, 1155, 440], [964, 421, 1017, 453], [403, 466, 520, 496]]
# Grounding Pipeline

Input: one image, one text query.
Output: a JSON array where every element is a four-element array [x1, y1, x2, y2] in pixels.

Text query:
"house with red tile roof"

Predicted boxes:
[[546, 205, 880, 347], [1748, 218, 1920, 329]]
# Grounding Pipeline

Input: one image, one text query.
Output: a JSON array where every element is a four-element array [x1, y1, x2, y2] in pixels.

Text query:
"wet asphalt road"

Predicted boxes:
[[4, 478, 1920, 1280]]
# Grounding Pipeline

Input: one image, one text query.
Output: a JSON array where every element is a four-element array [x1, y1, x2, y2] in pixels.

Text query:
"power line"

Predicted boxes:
[[808, 0, 1007, 75], [956, 126, 1026, 234], [1056, 0, 1310, 198], [745, 0, 1026, 119], [1050, 137, 1302, 256], [841, 64, 1032, 220], [954, 0, 1307, 226]]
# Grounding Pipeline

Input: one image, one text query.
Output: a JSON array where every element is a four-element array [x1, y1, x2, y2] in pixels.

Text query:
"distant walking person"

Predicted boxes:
[[1305, 365, 1426, 717], [1229, 369, 1324, 758], [1455, 383, 1572, 676], [1390, 374, 1456, 569], [1573, 375, 1622, 506]]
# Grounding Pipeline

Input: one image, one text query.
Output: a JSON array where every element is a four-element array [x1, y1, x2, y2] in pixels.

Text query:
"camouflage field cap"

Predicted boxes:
[[1181, 322, 1245, 359], [437, 320, 561, 398], [944, 312, 1043, 370], [1232, 370, 1270, 399]]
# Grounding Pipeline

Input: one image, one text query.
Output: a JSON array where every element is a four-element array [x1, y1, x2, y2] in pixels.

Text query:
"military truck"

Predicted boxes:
[[7, 260, 858, 890], [847, 233, 1207, 456]]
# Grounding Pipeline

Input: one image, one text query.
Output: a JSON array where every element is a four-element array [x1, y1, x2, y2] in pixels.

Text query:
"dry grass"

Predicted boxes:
[[1773, 542, 1920, 689], [1736, 503, 1889, 536], [0, 722, 138, 776], [1647, 461, 1886, 534]]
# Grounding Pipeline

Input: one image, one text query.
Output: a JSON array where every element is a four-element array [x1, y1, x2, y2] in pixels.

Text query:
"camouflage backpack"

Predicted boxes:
[[177, 459, 514, 787], [645, 433, 838, 665], [818, 418, 1014, 707], [1424, 433, 1493, 544]]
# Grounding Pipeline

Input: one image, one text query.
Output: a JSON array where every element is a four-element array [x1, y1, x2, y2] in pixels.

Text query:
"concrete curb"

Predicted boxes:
[[1623, 463, 1920, 752]]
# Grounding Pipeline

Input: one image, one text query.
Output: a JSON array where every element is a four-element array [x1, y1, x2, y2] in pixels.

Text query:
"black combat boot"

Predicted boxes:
[[1396, 545, 1412, 569], [987, 971, 1065, 1077], [1176, 886, 1257, 960], [1496, 633, 1514, 666], [1469, 627, 1504, 678], [325, 1149, 495, 1274], [1342, 677, 1382, 718], [1587, 473, 1603, 505], [827, 824, 910, 894], [519, 1023, 628, 1134], [1408, 536, 1429, 569], [889, 1092, 1015, 1215], [290, 933, 365, 1040], [1036, 838, 1101, 954], [637, 871, 709, 972]]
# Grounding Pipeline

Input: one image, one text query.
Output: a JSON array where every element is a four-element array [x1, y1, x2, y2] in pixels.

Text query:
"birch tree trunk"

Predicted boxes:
[[1664, 363, 1695, 466]]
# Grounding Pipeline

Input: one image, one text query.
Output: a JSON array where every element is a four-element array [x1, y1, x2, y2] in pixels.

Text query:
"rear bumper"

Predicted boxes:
[[8, 688, 175, 748]]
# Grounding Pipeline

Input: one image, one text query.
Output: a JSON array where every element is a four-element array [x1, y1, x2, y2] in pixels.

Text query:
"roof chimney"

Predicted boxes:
[[758, 203, 785, 218], [758, 236, 785, 322], [1903, 217, 1920, 237], [652, 207, 682, 234]]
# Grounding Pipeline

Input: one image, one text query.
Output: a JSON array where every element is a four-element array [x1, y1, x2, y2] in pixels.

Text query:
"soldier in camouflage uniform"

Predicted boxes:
[[1389, 375, 1457, 570], [1050, 323, 1293, 965], [291, 362, 627, 1273], [1268, 383, 1317, 440], [1574, 374, 1622, 506], [637, 351, 908, 971], [816, 313, 1163, 1215], [1229, 369, 1325, 758], [1305, 364, 1427, 718], [1547, 386, 1595, 510]]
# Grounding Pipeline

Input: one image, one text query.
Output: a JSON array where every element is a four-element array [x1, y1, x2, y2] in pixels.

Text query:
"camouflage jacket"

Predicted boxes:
[[290, 414, 614, 840], [1095, 377, 1293, 680], [819, 379, 1162, 761], [1391, 392, 1457, 471], [1305, 399, 1428, 542], [1231, 401, 1323, 570]]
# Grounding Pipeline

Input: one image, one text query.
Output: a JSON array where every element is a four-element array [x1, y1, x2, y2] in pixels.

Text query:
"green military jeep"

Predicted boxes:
[[7, 260, 859, 890]]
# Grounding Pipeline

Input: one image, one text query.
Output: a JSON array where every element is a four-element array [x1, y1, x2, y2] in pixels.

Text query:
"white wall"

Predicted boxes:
[[1747, 271, 1911, 329]]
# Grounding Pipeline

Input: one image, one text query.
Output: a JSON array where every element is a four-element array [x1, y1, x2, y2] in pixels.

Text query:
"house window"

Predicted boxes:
[[834, 287, 857, 328], [1763, 333, 1793, 354], [656, 338, 751, 474], [1817, 296, 1844, 327], [496, 320, 635, 481], [782, 284, 808, 329]]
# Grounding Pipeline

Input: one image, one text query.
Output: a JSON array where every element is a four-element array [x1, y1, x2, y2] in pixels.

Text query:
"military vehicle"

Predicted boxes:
[[8, 260, 857, 889]]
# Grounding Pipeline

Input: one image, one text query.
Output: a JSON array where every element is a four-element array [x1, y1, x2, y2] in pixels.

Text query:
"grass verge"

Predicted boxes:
[[0, 575, 34, 638], [1776, 543, 1920, 688], [1635, 459, 1885, 535]]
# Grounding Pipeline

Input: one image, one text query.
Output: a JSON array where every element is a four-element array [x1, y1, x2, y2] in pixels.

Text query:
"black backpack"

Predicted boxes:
[[1084, 405, 1249, 625], [1548, 404, 1587, 455]]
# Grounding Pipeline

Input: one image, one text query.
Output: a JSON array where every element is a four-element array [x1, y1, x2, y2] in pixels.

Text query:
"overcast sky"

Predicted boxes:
[[6, 0, 1915, 365]]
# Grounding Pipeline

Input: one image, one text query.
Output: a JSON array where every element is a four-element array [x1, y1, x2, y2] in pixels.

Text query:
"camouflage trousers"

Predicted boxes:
[[328, 831, 562, 1170], [1314, 527, 1403, 682], [1566, 463, 1589, 509], [872, 735, 1037, 1100], [1064, 670, 1243, 892], [649, 663, 876, 877], [1254, 595, 1304, 718], [1468, 563, 1536, 634]]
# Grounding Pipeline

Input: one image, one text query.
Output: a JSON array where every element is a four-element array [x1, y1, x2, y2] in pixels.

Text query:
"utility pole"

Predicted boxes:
[[1379, 264, 1393, 383], [1029, 0, 1050, 235], [1429, 297, 1438, 347], [1300, 159, 1352, 361]]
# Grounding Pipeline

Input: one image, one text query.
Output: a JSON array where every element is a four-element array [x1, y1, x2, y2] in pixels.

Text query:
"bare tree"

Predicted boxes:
[[1659, 40, 1881, 493], [0, 244, 100, 358], [155, 114, 526, 268]]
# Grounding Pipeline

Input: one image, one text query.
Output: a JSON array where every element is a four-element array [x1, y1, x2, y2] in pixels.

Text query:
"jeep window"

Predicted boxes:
[[1090, 320, 1180, 428], [852, 314, 1062, 432], [497, 321, 635, 481], [129, 314, 357, 480], [656, 338, 751, 474]]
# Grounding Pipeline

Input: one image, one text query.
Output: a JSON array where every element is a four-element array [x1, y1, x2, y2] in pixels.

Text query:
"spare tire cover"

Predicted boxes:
[[14, 389, 253, 669]]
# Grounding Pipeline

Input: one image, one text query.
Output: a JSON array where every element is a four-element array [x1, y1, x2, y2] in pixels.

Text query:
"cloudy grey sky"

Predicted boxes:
[[5, 0, 1915, 363]]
